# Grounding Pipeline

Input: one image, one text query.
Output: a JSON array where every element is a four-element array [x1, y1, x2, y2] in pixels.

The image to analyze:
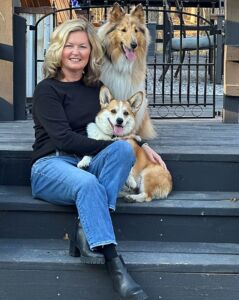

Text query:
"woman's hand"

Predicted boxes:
[[142, 143, 168, 170]]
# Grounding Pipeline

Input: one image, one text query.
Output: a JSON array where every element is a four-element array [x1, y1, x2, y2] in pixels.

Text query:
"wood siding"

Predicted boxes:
[[20, 0, 51, 7], [0, 0, 14, 117]]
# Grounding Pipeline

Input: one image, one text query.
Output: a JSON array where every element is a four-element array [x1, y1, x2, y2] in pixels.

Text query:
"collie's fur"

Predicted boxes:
[[78, 86, 172, 203], [97, 3, 156, 139]]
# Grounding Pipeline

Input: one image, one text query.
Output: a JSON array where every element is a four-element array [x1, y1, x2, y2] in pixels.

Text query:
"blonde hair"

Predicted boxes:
[[43, 18, 103, 86]]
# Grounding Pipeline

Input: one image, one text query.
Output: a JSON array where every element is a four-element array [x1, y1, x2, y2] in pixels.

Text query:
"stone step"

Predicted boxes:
[[1, 238, 239, 300], [1, 186, 239, 243]]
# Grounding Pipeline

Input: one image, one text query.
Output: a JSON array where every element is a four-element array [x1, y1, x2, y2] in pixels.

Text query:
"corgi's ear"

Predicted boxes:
[[99, 86, 113, 108], [128, 92, 143, 114], [109, 2, 126, 23], [131, 4, 145, 23]]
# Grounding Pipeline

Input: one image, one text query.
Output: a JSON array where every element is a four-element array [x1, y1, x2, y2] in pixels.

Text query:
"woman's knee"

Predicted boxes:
[[75, 172, 102, 194], [111, 140, 135, 164], [75, 173, 108, 207]]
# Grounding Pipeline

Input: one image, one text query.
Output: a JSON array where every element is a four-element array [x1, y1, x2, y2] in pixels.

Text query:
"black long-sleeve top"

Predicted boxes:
[[31, 78, 112, 165]]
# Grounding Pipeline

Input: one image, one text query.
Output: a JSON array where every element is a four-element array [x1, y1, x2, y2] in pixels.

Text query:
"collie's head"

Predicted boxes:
[[98, 3, 150, 66], [96, 86, 143, 137]]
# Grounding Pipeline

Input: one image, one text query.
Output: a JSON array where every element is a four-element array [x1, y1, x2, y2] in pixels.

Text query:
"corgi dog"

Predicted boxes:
[[97, 3, 156, 140], [78, 86, 172, 203]]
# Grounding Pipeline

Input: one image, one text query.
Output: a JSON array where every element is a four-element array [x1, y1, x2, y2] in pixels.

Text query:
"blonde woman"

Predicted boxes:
[[30, 18, 150, 300]]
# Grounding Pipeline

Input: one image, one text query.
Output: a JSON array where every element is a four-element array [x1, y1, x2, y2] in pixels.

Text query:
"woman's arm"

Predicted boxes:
[[33, 82, 112, 156], [141, 143, 168, 170]]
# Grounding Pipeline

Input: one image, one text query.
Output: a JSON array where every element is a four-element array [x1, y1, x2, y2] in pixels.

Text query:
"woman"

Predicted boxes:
[[31, 18, 166, 300]]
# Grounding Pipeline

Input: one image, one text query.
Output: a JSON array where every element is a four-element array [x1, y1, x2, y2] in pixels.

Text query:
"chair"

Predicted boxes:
[[160, 0, 215, 80]]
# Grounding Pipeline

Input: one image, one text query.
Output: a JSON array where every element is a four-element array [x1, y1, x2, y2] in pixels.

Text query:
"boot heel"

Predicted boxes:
[[69, 219, 105, 264], [69, 239, 81, 257]]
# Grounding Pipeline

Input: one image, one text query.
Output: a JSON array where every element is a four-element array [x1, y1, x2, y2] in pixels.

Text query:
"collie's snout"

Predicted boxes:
[[130, 41, 137, 49]]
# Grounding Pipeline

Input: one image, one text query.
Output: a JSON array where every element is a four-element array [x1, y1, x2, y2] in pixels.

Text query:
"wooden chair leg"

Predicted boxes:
[[159, 45, 172, 81], [174, 50, 185, 78], [208, 47, 214, 82]]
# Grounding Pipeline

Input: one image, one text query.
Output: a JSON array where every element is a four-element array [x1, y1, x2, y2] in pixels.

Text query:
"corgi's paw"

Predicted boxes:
[[121, 184, 133, 193], [124, 195, 137, 203], [118, 190, 130, 198], [126, 174, 137, 190], [77, 156, 92, 169], [125, 193, 149, 203], [132, 134, 142, 142]]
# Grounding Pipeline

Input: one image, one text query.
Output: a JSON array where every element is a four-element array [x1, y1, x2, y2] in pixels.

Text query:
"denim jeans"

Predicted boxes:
[[31, 140, 135, 249]]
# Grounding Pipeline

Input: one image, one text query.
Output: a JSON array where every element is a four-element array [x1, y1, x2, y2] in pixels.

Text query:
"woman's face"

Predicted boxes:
[[61, 30, 91, 78]]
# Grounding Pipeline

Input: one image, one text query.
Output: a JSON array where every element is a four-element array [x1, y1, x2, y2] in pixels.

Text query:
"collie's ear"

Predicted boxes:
[[109, 2, 126, 23], [128, 92, 143, 113], [99, 86, 113, 107], [131, 4, 145, 23]]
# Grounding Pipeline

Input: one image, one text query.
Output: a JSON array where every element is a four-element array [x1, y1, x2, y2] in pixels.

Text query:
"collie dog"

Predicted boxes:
[[97, 3, 156, 139], [78, 86, 172, 203]]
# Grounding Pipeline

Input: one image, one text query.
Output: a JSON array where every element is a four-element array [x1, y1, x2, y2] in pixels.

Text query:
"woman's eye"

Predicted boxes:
[[123, 111, 129, 116], [65, 44, 73, 49], [111, 109, 117, 114]]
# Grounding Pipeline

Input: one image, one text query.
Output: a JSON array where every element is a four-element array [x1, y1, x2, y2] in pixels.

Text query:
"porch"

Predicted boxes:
[[0, 0, 227, 121], [0, 1, 239, 299], [0, 118, 239, 299]]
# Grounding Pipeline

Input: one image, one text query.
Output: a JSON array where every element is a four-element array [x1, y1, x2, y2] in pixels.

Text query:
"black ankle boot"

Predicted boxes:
[[106, 255, 148, 300], [69, 220, 105, 264]]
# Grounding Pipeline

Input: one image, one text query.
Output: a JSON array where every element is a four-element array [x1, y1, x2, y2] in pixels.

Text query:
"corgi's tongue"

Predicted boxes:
[[124, 47, 136, 61], [113, 125, 124, 136]]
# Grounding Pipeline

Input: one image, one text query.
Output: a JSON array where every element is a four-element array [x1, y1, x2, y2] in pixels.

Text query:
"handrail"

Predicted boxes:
[[0, 43, 13, 62]]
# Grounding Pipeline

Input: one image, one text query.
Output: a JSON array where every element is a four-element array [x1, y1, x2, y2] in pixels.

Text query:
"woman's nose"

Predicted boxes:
[[72, 46, 80, 54]]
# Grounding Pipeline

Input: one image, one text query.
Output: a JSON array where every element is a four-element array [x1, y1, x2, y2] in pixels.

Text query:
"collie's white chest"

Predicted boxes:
[[100, 60, 145, 100]]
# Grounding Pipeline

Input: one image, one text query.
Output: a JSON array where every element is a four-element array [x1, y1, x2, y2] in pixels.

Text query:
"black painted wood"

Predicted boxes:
[[0, 239, 239, 300], [1, 120, 239, 155], [0, 120, 239, 189], [1, 239, 239, 272], [1, 186, 239, 215], [0, 118, 238, 299], [1, 186, 239, 242], [67, 0, 223, 8]]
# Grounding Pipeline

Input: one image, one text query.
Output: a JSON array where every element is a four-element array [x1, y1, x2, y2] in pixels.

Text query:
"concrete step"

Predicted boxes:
[[1, 186, 239, 243], [1, 238, 239, 300]]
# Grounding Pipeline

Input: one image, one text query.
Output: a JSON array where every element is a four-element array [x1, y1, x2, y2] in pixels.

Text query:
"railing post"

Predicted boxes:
[[223, 0, 239, 123], [69, 0, 73, 19], [13, 14, 27, 120]]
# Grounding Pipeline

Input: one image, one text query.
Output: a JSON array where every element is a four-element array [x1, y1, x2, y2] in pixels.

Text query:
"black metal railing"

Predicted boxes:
[[28, 1, 221, 118], [145, 4, 219, 118]]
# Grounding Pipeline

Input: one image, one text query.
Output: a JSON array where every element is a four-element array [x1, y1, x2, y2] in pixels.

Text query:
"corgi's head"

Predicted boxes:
[[96, 86, 143, 137], [98, 3, 150, 65]]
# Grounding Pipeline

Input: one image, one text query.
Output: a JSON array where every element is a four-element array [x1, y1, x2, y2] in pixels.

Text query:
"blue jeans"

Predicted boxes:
[[31, 141, 135, 249]]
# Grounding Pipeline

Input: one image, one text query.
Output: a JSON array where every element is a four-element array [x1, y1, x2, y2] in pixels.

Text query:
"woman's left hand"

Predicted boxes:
[[142, 143, 168, 170]]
